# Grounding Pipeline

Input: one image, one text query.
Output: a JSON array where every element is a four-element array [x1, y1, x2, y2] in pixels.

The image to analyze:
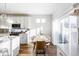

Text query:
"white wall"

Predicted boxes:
[[53, 3, 73, 20], [28, 15, 52, 36]]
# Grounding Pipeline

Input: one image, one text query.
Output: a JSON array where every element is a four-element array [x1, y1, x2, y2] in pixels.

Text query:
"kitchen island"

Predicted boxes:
[[0, 36, 20, 56]]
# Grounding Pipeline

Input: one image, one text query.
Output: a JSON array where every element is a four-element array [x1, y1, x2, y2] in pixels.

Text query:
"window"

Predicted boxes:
[[36, 18, 40, 23], [36, 18, 46, 23], [41, 18, 46, 23]]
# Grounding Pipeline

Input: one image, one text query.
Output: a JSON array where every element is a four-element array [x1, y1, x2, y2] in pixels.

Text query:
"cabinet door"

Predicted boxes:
[[69, 16, 78, 56], [0, 40, 10, 56], [20, 34, 27, 44], [24, 17, 28, 29], [69, 16, 78, 45], [52, 20, 61, 45], [20, 17, 25, 29]]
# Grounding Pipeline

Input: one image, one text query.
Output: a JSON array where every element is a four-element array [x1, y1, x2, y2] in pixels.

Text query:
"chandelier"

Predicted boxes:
[[70, 3, 79, 15]]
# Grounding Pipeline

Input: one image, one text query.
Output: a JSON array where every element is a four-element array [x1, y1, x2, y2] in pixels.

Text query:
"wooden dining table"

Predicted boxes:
[[31, 35, 50, 51]]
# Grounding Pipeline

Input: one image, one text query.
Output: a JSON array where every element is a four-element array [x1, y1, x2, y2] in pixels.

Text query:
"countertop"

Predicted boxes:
[[0, 36, 19, 44]]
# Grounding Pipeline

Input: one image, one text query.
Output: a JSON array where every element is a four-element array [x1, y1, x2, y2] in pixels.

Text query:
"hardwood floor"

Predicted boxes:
[[46, 45, 57, 56], [18, 44, 57, 56], [18, 44, 33, 56]]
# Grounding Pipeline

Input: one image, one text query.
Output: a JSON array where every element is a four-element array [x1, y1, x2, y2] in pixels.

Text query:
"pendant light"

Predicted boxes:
[[70, 3, 79, 15]]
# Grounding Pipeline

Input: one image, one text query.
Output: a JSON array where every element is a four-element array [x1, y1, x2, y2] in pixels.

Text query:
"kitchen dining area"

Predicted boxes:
[[0, 14, 56, 56], [0, 3, 79, 56], [0, 3, 55, 56]]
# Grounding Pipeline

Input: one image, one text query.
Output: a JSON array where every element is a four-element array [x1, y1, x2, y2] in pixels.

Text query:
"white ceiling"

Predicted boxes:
[[0, 3, 74, 15]]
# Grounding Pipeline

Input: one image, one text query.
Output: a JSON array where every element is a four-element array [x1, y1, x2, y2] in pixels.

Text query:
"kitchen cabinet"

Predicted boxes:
[[12, 16, 28, 29], [0, 36, 20, 56], [0, 36, 10, 56], [0, 16, 9, 29], [8, 36, 20, 56], [56, 15, 78, 56], [20, 33, 27, 44], [0, 16, 28, 29]]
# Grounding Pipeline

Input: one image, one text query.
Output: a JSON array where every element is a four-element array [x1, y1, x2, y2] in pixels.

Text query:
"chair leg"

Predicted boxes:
[[36, 52, 38, 56], [36, 53, 38, 56], [44, 52, 46, 56]]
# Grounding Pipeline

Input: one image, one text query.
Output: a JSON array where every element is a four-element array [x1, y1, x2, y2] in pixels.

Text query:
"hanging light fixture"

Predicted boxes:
[[70, 3, 79, 15]]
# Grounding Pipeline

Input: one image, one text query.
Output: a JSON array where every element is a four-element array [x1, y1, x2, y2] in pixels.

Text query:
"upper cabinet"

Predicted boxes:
[[10, 16, 28, 29], [0, 15, 28, 29], [53, 15, 79, 56]]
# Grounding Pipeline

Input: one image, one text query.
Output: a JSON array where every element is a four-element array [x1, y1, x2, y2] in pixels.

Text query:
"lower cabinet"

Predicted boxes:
[[20, 33, 27, 44], [9, 36, 20, 56]]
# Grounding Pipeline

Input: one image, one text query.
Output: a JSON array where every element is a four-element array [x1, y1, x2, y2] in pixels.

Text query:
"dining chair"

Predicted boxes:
[[35, 41, 46, 56]]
